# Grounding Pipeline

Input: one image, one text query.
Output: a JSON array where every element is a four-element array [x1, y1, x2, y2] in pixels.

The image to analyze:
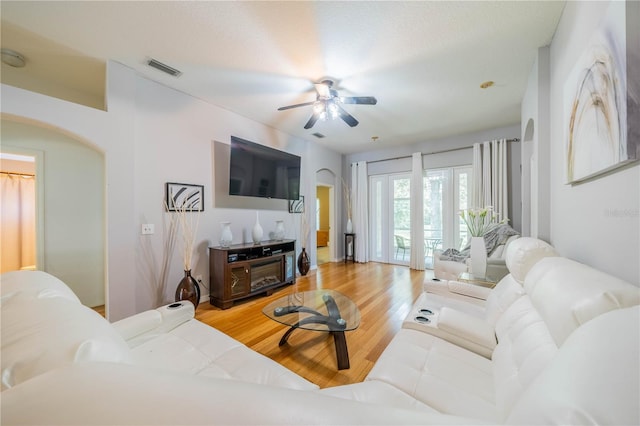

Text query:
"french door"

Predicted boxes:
[[369, 166, 471, 267], [370, 173, 411, 265]]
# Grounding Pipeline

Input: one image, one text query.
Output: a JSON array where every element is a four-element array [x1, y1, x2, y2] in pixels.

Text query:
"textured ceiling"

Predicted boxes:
[[0, 1, 565, 154]]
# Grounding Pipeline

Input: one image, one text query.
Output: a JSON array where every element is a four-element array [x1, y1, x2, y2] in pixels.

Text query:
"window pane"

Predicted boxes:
[[393, 177, 411, 238]]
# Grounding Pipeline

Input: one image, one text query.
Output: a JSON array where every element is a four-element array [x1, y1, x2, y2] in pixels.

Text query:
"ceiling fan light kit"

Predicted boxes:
[[278, 79, 377, 130]]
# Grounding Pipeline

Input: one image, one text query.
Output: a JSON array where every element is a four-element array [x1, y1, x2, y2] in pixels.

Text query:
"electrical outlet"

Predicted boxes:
[[141, 224, 155, 235], [195, 275, 203, 284]]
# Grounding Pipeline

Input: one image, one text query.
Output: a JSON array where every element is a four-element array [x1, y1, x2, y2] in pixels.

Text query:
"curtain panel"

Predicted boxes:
[[1, 174, 36, 273], [471, 139, 509, 221], [409, 152, 425, 270], [351, 161, 369, 263]]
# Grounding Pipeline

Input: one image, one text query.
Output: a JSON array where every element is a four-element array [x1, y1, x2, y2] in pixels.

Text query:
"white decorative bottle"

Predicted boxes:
[[220, 222, 233, 247], [252, 211, 263, 244], [275, 220, 285, 241]]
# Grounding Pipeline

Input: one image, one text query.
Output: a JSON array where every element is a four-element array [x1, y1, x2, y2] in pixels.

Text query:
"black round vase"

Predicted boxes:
[[175, 270, 201, 309], [297, 248, 310, 276]]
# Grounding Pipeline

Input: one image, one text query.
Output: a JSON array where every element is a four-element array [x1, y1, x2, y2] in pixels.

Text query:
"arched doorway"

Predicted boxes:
[[1, 118, 106, 307]]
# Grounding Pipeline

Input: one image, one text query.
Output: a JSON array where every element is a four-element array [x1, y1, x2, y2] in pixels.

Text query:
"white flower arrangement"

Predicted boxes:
[[459, 206, 507, 237]]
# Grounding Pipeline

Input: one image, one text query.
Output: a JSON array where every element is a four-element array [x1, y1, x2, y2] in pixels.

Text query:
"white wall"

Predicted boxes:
[[1, 61, 344, 319], [547, 1, 639, 285]]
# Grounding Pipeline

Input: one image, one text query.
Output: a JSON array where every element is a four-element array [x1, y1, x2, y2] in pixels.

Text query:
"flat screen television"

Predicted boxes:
[[228, 136, 301, 201]]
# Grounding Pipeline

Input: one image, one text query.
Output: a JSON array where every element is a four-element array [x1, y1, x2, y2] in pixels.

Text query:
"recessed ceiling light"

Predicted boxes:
[[1, 49, 26, 68], [480, 81, 495, 89]]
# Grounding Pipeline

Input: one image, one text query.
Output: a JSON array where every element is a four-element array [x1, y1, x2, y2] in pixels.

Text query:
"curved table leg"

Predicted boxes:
[[275, 295, 351, 369], [332, 331, 350, 370], [278, 315, 331, 346]]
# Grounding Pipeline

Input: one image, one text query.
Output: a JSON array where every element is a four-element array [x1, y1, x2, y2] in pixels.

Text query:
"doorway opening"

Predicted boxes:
[[316, 184, 333, 265], [0, 152, 37, 273]]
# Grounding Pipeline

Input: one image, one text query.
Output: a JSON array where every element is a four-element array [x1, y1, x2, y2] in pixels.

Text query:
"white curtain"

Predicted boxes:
[[351, 161, 369, 263], [471, 139, 509, 220], [409, 152, 425, 270], [1, 173, 36, 273]]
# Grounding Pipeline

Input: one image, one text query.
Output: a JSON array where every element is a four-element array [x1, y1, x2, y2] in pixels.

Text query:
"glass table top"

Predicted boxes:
[[262, 289, 361, 332], [457, 272, 498, 288]]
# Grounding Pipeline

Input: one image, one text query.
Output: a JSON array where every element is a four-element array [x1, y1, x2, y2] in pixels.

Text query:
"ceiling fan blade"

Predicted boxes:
[[341, 96, 377, 105], [277, 101, 316, 111], [337, 105, 359, 127], [304, 112, 321, 129]]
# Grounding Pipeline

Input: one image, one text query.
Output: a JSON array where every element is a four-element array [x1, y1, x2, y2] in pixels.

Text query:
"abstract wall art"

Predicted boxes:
[[564, 1, 638, 184], [165, 182, 204, 212]]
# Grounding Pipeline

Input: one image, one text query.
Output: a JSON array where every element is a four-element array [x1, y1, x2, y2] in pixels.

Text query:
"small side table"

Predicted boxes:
[[344, 233, 355, 263], [457, 272, 497, 289]]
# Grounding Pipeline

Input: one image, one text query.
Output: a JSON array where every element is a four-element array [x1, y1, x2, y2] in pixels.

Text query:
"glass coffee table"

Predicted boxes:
[[262, 289, 360, 370]]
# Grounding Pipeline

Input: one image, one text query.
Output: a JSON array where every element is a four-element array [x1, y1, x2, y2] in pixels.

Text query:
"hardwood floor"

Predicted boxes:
[[195, 261, 430, 388]]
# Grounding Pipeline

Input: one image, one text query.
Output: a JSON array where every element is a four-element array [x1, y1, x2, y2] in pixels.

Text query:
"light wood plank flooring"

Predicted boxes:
[[195, 261, 430, 388]]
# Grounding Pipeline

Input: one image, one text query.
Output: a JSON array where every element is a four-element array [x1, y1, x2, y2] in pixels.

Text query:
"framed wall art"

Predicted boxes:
[[289, 196, 304, 213], [165, 182, 204, 211]]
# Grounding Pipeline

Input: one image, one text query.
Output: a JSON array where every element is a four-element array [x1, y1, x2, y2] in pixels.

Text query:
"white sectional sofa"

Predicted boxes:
[[2, 238, 640, 425]]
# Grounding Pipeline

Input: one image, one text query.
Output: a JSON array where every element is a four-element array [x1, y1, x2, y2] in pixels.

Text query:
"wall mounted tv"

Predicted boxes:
[[229, 136, 301, 201]]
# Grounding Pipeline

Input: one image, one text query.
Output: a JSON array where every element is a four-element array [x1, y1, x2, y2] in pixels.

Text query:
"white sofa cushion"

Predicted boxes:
[[1, 292, 132, 390], [365, 328, 498, 421], [127, 317, 318, 390], [1, 270, 80, 303], [524, 256, 640, 345], [320, 381, 440, 413], [492, 296, 558, 420], [483, 274, 525, 326], [504, 237, 557, 284], [506, 306, 640, 425]]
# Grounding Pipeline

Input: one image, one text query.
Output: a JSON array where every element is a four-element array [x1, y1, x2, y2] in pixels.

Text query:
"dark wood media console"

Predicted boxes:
[[209, 239, 296, 309]]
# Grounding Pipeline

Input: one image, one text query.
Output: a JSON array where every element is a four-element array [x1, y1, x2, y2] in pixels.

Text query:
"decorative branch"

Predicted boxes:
[[140, 201, 180, 308], [300, 209, 310, 249], [342, 177, 352, 220], [175, 201, 201, 271]]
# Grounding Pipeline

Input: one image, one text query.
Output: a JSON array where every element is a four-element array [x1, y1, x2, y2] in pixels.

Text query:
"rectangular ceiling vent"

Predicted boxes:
[[312, 132, 325, 138], [147, 58, 182, 77]]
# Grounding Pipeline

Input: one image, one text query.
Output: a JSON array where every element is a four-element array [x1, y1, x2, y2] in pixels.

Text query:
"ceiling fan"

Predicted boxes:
[[277, 79, 377, 130]]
